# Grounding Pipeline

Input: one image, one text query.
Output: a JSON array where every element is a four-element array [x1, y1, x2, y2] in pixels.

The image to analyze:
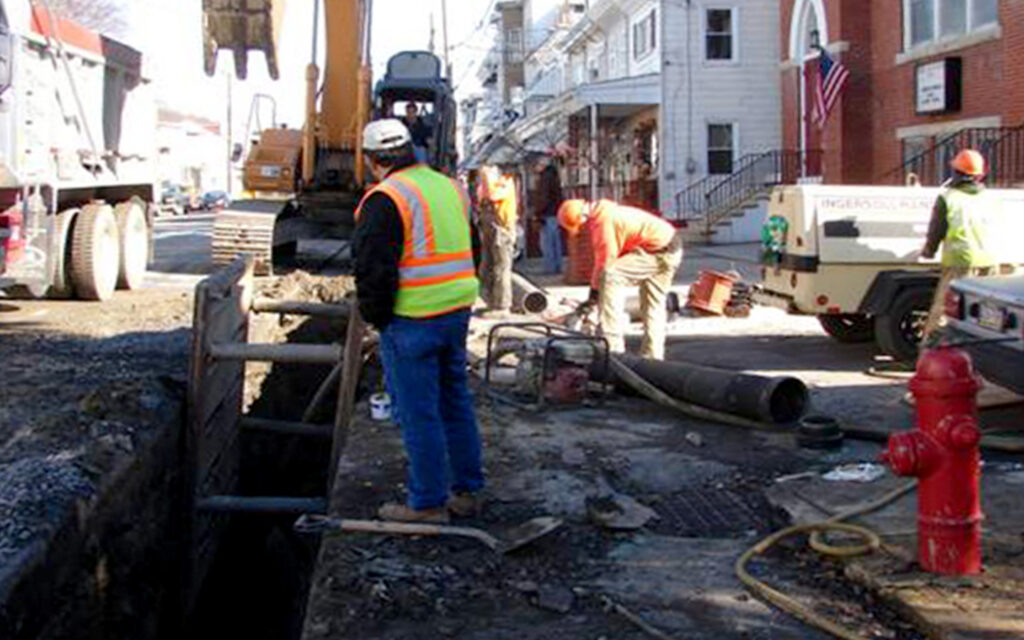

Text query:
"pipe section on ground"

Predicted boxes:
[[602, 354, 808, 425], [511, 272, 549, 314]]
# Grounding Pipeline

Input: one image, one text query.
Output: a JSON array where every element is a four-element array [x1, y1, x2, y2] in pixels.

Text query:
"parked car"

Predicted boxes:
[[201, 190, 231, 211], [943, 274, 1024, 395], [159, 183, 189, 216]]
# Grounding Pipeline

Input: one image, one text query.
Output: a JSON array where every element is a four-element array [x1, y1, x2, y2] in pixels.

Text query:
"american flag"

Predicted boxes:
[[812, 49, 850, 129]]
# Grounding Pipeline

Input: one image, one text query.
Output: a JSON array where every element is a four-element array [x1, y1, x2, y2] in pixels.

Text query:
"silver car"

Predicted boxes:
[[944, 274, 1024, 394]]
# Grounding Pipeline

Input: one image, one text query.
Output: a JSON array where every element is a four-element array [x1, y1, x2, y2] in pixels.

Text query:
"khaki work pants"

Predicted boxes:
[[598, 234, 683, 360], [921, 265, 1001, 343]]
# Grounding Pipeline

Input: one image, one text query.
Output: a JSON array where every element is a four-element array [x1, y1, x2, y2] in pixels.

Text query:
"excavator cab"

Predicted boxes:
[[373, 51, 458, 174], [202, 0, 284, 80]]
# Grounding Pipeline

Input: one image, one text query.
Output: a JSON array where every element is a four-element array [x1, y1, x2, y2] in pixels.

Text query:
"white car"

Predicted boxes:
[[944, 274, 1024, 394]]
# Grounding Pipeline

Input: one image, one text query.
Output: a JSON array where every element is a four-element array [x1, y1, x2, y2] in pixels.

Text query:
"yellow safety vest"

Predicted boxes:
[[356, 165, 479, 318], [941, 186, 996, 268]]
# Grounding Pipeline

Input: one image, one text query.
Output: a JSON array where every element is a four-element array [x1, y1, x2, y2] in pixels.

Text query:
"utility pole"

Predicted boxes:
[[429, 13, 436, 53], [440, 0, 451, 72], [225, 71, 233, 194]]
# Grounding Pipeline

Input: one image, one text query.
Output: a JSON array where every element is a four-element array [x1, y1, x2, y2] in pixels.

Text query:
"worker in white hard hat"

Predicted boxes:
[[352, 118, 485, 523]]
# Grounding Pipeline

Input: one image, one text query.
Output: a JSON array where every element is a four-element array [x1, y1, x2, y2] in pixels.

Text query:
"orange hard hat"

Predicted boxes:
[[557, 199, 588, 234], [950, 149, 986, 177]]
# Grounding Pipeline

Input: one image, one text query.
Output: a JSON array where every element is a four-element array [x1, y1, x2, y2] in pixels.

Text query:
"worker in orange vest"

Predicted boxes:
[[558, 199, 682, 360], [353, 119, 484, 523]]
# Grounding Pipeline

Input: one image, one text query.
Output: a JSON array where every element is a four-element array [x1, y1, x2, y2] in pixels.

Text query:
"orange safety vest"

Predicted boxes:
[[356, 164, 479, 318]]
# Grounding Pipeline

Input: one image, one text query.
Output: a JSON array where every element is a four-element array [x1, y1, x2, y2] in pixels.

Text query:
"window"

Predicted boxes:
[[505, 27, 524, 63], [705, 8, 735, 61], [905, 0, 999, 48], [707, 124, 734, 175], [632, 9, 657, 60]]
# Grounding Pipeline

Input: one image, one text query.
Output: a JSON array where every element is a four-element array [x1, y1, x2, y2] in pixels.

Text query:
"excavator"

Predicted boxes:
[[202, 0, 458, 274]]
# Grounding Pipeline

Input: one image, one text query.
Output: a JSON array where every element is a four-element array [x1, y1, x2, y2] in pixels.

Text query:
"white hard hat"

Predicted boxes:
[[362, 119, 411, 152]]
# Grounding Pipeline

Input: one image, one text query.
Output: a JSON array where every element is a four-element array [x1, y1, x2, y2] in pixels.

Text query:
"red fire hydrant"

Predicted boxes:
[[880, 347, 983, 575]]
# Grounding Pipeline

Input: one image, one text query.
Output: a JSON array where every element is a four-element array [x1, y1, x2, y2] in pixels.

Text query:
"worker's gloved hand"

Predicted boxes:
[[587, 287, 600, 304]]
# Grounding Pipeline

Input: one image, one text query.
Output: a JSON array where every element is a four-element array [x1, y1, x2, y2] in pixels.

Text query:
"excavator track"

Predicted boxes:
[[211, 200, 287, 276]]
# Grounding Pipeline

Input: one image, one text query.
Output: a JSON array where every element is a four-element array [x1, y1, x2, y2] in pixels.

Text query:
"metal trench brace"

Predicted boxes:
[[184, 256, 367, 612], [483, 322, 611, 411]]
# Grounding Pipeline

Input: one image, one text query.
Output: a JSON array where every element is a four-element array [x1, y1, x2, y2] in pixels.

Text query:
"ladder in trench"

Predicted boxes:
[[183, 256, 366, 612]]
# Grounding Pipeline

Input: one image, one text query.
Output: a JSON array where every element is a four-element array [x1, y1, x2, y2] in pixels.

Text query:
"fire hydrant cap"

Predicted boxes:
[[909, 348, 982, 398]]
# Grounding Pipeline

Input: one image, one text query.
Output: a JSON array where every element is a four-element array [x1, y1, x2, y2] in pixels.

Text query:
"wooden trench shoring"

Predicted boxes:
[[183, 256, 366, 614]]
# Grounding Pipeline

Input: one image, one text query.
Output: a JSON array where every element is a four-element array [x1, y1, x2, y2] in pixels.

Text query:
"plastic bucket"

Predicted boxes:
[[686, 270, 736, 315], [369, 392, 392, 421]]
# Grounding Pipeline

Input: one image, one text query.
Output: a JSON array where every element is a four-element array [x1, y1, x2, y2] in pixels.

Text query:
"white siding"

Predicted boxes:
[[629, 1, 660, 77], [659, 0, 781, 214]]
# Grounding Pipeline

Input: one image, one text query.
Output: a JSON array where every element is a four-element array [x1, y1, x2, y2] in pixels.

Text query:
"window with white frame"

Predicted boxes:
[[707, 123, 735, 175], [632, 9, 657, 60], [905, 0, 999, 48], [705, 8, 736, 61]]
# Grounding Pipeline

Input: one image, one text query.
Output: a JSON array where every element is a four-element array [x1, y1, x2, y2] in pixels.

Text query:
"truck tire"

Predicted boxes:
[[817, 314, 875, 343], [70, 203, 120, 301], [114, 199, 148, 290], [874, 286, 933, 362]]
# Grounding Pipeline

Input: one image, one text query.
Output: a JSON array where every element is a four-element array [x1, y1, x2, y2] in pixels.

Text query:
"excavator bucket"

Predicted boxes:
[[202, 0, 284, 80]]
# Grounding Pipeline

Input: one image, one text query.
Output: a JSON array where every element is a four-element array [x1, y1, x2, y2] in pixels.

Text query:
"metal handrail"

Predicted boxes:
[[674, 149, 820, 238], [885, 124, 1024, 187], [673, 152, 766, 220]]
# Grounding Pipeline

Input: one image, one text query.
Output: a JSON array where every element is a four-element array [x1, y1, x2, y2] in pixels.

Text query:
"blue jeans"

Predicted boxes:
[[378, 309, 484, 509], [541, 217, 563, 274]]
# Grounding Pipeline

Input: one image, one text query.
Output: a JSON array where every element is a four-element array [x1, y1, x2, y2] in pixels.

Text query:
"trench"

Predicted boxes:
[[185, 277, 374, 640]]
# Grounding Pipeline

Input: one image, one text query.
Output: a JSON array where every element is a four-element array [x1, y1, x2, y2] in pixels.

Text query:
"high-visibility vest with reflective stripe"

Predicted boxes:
[[356, 164, 479, 318], [940, 186, 996, 268]]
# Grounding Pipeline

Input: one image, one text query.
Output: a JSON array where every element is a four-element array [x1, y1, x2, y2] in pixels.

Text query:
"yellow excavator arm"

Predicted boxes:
[[202, 0, 372, 187]]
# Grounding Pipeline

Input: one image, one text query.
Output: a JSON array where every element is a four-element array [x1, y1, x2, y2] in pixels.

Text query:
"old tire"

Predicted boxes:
[[114, 199, 148, 290], [70, 203, 119, 301], [874, 286, 933, 362], [817, 314, 875, 343]]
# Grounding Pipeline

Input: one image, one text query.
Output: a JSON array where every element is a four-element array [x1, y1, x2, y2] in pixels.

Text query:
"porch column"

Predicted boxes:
[[590, 104, 599, 202]]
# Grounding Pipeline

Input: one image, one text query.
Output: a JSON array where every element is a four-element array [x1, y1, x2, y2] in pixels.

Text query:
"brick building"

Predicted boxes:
[[780, 0, 1024, 186]]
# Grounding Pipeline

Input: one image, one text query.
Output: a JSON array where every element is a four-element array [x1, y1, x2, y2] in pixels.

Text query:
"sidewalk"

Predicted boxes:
[[766, 464, 1024, 639]]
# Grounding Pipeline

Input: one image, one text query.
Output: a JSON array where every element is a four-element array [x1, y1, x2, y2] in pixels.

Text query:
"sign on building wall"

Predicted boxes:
[[915, 58, 962, 115]]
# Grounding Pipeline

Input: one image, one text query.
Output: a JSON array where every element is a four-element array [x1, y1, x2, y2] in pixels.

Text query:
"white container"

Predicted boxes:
[[369, 392, 392, 421]]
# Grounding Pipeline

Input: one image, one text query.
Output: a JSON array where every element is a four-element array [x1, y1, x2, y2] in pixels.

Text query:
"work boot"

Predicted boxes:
[[377, 503, 450, 524], [447, 491, 484, 517]]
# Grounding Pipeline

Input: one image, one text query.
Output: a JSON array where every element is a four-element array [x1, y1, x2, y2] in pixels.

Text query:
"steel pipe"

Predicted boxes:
[[197, 495, 327, 514], [603, 354, 808, 425], [511, 272, 549, 314]]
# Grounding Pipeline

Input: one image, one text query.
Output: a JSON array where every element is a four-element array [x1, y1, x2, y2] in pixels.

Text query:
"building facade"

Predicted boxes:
[[780, 0, 1024, 187]]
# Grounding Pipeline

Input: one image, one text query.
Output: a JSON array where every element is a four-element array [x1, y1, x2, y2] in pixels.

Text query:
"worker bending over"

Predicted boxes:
[[558, 199, 682, 360], [920, 149, 998, 344], [477, 166, 518, 316], [352, 119, 484, 523]]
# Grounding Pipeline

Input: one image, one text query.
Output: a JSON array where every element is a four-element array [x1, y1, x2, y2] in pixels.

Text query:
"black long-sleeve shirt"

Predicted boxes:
[[352, 162, 480, 329]]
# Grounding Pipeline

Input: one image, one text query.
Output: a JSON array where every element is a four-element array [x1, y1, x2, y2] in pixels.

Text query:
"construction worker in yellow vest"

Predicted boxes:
[[353, 119, 484, 523], [920, 149, 998, 344]]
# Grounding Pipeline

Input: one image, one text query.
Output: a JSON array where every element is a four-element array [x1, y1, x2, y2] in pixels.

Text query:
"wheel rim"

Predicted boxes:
[[899, 309, 929, 347]]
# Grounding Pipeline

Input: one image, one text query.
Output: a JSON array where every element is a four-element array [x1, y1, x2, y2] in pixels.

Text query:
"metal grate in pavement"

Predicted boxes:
[[649, 486, 777, 538]]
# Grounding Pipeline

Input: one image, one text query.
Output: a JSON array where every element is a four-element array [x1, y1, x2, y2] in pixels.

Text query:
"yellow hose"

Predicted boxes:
[[735, 481, 918, 640]]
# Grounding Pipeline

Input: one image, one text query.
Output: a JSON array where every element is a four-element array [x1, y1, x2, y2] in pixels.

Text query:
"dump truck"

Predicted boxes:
[[0, 1, 155, 300], [756, 185, 1024, 361], [205, 1, 459, 275]]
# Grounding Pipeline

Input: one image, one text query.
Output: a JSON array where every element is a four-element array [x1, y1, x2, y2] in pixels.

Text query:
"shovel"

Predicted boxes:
[[294, 514, 563, 554]]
